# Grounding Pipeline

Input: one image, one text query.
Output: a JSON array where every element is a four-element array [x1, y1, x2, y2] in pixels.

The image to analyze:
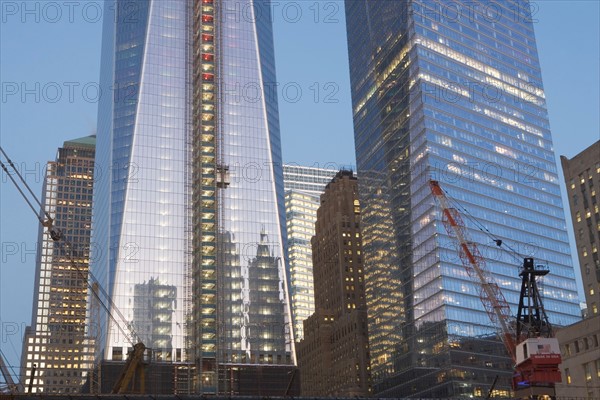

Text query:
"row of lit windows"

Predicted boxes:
[[580, 243, 599, 257], [286, 200, 319, 210], [564, 360, 600, 384], [569, 164, 600, 189]]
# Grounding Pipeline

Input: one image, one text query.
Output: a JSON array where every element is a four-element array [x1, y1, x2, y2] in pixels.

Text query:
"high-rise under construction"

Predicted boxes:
[[91, 0, 295, 394]]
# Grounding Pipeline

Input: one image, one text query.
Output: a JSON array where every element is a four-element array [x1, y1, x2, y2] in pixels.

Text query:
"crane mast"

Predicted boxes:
[[513, 259, 562, 395]]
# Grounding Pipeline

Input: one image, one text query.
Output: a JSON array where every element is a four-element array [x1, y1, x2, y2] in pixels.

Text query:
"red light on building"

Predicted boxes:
[[203, 73, 214, 81], [202, 15, 213, 23], [202, 54, 214, 61], [202, 34, 214, 43]]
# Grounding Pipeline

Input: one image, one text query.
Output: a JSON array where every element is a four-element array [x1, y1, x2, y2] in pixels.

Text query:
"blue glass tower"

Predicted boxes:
[[344, 1, 581, 397], [92, 0, 294, 393], [93, 0, 192, 363]]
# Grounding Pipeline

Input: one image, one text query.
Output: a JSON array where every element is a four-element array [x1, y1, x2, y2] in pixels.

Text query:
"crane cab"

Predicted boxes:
[[516, 337, 561, 366], [514, 337, 562, 391]]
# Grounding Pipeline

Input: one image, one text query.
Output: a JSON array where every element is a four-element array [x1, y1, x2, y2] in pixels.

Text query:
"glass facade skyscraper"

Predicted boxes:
[[344, 1, 581, 397], [283, 165, 337, 340], [92, 0, 294, 394], [93, 0, 191, 364]]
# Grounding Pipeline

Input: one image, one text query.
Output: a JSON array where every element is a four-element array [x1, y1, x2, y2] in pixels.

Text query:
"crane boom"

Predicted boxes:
[[429, 180, 517, 361], [0, 146, 62, 241]]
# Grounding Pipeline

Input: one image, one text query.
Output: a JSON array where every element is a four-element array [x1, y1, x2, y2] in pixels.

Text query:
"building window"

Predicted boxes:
[[584, 363, 592, 382], [565, 368, 572, 384], [596, 359, 600, 378]]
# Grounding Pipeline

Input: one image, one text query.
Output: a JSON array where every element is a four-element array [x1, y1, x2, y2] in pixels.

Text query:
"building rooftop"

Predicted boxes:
[[64, 134, 96, 149]]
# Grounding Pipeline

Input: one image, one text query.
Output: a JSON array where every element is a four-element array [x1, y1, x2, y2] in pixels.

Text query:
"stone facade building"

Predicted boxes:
[[561, 140, 600, 316], [555, 315, 600, 399], [297, 171, 370, 396]]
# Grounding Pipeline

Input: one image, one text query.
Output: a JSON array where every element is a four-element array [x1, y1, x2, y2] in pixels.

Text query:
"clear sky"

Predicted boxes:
[[0, 0, 598, 378]]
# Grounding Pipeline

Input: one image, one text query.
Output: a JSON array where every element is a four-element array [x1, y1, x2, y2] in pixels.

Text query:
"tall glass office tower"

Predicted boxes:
[[345, 1, 581, 397], [92, 0, 294, 394], [93, 0, 191, 365], [283, 165, 337, 340]]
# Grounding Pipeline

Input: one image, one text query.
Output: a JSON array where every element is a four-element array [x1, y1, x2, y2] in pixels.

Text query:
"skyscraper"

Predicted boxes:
[[297, 170, 371, 396], [92, 0, 192, 369], [345, 1, 581, 397], [92, 0, 294, 394], [21, 135, 96, 394], [561, 140, 600, 316], [283, 164, 337, 340]]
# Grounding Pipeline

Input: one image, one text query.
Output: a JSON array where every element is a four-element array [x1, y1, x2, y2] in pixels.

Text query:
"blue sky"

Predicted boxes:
[[0, 1, 598, 376]]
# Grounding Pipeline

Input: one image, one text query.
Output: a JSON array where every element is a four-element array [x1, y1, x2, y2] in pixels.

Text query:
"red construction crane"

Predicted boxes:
[[429, 180, 562, 398]]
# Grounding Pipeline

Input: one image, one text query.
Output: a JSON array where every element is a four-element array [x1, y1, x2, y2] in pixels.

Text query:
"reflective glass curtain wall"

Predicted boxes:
[[92, 0, 192, 363], [345, 1, 581, 397], [282, 165, 338, 341], [94, 0, 294, 394], [215, 0, 295, 371]]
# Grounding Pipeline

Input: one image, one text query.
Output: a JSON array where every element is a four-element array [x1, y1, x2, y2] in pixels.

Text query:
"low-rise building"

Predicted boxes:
[[555, 315, 600, 399]]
